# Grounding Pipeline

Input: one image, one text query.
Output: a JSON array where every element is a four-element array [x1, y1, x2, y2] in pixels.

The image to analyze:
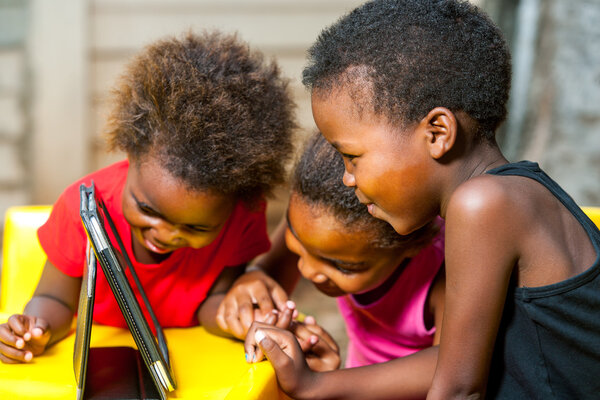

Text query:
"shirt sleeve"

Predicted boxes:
[[37, 182, 87, 277], [225, 200, 271, 267]]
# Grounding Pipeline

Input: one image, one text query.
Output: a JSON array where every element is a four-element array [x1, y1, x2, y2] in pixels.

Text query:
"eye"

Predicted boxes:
[[137, 202, 160, 217], [332, 262, 366, 275], [335, 265, 356, 275], [185, 225, 211, 233], [341, 153, 358, 161]]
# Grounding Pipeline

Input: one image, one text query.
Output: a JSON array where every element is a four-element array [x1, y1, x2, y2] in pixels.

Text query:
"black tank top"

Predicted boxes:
[[485, 161, 600, 399]]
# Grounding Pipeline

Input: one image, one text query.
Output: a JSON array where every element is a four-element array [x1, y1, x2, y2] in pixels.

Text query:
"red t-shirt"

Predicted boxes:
[[37, 160, 270, 328]]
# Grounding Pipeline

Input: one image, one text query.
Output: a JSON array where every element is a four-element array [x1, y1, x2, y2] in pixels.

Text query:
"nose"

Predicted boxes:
[[297, 257, 328, 284], [342, 168, 356, 187], [154, 221, 186, 246]]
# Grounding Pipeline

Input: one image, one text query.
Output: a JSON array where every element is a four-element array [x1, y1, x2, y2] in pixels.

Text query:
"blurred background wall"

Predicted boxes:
[[1, 0, 599, 361]]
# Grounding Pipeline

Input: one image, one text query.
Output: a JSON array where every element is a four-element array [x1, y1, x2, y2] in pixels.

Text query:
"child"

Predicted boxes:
[[226, 132, 445, 398], [250, 0, 600, 399], [0, 30, 296, 364]]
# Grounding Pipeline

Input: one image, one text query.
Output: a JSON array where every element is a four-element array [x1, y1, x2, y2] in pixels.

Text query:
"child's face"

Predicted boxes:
[[312, 89, 440, 235], [285, 194, 407, 297], [122, 156, 236, 261]]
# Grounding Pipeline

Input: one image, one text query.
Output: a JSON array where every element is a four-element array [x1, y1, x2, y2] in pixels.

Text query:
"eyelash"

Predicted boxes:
[[185, 225, 210, 233], [138, 203, 159, 216], [333, 263, 360, 275]]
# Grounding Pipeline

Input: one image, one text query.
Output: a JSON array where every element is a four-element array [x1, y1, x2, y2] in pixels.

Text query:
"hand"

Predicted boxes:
[[216, 269, 288, 340], [0, 314, 51, 363], [291, 316, 340, 372], [246, 322, 317, 398]]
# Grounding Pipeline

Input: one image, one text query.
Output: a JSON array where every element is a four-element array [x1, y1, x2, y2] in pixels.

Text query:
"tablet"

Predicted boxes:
[[75, 182, 176, 400]]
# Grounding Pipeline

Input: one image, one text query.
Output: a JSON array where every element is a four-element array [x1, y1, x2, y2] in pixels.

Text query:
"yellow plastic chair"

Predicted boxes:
[[582, 206, 600, 228], [0, 205, 52, 314]]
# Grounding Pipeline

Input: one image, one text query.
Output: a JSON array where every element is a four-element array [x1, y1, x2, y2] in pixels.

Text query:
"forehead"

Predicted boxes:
[[128, 156, 235, 226], [311, 89, 404, 152], [287, 195, 373, 258]]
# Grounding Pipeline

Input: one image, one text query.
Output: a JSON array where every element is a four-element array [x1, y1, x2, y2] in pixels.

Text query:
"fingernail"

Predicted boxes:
[[23, 332, 31, 341], [24, 352, 33, 362], [16, 338, 24, 349], [245, 353, 250, 362], [32, 328, 43, 337], [271, 309, 279, 314], [310, 335, 318, 345], [293, 309, 299, 319], [286, 300, 296, 309], [305, 315, 316, 325], [255, 329, 266, 343]]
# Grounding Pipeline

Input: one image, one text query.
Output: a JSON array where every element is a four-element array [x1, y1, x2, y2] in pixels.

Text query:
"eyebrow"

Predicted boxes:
[[285, 208, 365, 269]]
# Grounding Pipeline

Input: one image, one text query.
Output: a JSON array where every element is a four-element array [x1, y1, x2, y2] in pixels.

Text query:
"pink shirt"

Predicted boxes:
[[337, 226, 444, 368]]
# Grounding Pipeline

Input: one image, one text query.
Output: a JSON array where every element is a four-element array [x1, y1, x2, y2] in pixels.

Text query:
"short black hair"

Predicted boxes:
[[107, 31, 297, 205], [303, 0, 511, 140], [292, 132, 439, 250]]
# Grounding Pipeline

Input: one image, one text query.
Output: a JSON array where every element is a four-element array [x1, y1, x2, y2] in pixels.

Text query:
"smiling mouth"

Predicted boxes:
[[144, 237, 176, 254]]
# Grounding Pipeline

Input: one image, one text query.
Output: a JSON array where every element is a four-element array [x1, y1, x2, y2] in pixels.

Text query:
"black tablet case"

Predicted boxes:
[[74, 183, 176, 400]]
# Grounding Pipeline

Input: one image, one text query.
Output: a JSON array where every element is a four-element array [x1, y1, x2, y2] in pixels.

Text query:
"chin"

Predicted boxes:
[[386, 218, 415, 236], [314, 282, 345, 297]]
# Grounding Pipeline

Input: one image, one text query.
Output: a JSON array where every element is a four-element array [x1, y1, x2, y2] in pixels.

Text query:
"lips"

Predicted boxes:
[[144, 237, 175, 254]]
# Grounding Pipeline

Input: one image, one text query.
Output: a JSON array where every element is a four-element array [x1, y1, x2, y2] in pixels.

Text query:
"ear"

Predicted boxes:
[[420, 107, 457, 159]]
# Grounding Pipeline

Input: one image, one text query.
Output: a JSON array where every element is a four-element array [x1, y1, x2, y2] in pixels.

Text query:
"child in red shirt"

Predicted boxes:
[[0, 31, 296, 364]]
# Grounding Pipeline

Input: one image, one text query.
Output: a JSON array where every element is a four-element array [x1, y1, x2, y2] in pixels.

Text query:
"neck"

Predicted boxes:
[[352, 258, 411, 306], [438, 140, 508, 218]]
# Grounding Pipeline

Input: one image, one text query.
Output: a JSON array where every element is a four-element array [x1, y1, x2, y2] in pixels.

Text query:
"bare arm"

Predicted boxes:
[[217, 217, 301, 338], [197, 264, 246, 337], [245, 263, 447, 399], [25, 260, 81, 344], [0, 260, 80, 363], [428, 182, 517, 399], [249, 217, 300, 294], [250, 322, 439, 400]]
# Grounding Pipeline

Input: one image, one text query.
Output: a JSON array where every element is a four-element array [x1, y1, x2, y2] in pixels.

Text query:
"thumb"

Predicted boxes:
[[254, 329, 291, 368], [30, 318, 50, 339]]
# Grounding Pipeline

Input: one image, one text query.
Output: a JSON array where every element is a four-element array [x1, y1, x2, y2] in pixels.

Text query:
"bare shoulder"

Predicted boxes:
[[444, 173, 542, 261], [446, 174, 533, 227]]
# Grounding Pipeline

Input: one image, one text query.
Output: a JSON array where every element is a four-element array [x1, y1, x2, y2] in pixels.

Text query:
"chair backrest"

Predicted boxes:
[[0, 205, 51, 314], [0, 205, 598, 315]]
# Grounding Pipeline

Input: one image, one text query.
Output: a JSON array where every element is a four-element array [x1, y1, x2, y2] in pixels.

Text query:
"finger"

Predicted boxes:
[[0, 324, 24, 349], [235, 293, 257, 333], [0, 342, 33, 363], [30, 318, 49, 339], [254, 329, 293, 368], [216, 302, 228, 332], [263, 310, 279, 326], [296, 322, 339, 353], [6, 315, 28, 336], [269, 284, 289, 312], [275, 305, 294, 329], [223, 308, 246, 339], [244, 321, 269, 363]]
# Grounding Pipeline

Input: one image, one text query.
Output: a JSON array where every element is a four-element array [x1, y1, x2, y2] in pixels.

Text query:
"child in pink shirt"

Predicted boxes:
[[221, 133, 445, 397]]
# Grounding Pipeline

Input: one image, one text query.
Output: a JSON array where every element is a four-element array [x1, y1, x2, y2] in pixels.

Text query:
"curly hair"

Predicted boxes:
[[302, 0, 511, 140], [292, 132, 439, 251], [106, 31, 297, 205]]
